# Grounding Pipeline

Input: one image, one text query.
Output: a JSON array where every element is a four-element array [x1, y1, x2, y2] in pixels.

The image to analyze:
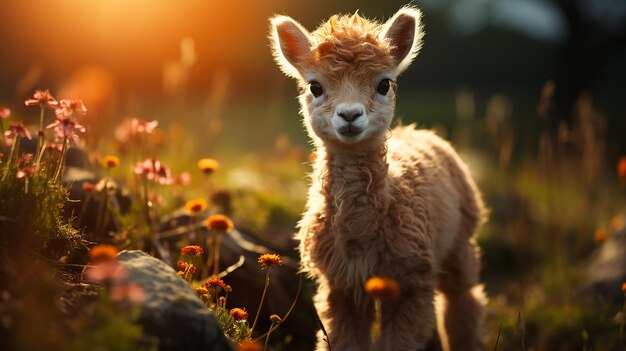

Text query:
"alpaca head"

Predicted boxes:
[[270, 7, 423, 149]]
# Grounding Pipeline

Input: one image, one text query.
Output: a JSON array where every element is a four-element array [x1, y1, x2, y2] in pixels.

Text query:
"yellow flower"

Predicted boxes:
[[258, 253, 282, 268], [102, 155, 120, 169], [205, 214, 234, 232], [194, 287, 209, 296], [185, 198, 208, 215], [197, 158, 219, 174], [365, 276, 400, 299]]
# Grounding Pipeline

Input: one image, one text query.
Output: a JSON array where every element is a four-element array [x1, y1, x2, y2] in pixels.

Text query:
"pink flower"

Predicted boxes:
[[24, 89, 59, 109], [134, 158, 172, 185], [16, 153, 35, 179], [5, 121, 32, 142], [0, 107, 10, 119], [173, 172, 192, 186], [55, 99, 87, 118], [110, 282, 145, 305], [46, 116, 86, 146], [131, 118, 158, 135]]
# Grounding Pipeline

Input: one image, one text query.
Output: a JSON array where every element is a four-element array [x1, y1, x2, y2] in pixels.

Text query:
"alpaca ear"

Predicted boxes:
[[269, 15, 313, 79], [378, 6, 424, 75]]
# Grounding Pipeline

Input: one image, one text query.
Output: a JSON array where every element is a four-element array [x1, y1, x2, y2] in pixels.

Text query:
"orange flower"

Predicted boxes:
[[88, 244, 119, 263], [229, 307, 248, 321], [365, 276, 400, 299], [197, 158, 219, 174], [258, 253, 282, 268], [205, 214, 234, 232], [177, 271, 185, 278], [237, 341, 263, 351], [204, 276, 227, 292], [180, 245, 203, 256], [185, 199, 208, 215], [194, 287, 209, 296], [593, 228, 607, 243], [177, 261, 196, 273], [24, 89, 58, 109], [622, 282, 626, 293], [102, 155, 120, 169], [618, 156, 626, 181], [269, 314, 282, 323]]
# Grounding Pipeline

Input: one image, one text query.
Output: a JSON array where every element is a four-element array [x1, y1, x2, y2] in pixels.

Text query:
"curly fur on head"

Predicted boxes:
[[270, 6, 486, 351]]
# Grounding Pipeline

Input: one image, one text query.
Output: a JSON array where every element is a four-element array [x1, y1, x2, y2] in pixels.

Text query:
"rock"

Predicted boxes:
[[580, 220, 626, 308], [116, 250, 234, 351]]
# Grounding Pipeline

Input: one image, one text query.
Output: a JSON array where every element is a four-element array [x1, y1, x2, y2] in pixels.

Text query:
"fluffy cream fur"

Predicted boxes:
[[270, 6, 487, 351]]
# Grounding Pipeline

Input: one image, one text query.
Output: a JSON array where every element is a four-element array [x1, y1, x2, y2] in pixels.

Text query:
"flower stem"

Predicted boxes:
[[52, 136, 68, 182], [213, 233, 222, 276], [0, 119, 6, 153], [264, 321, 276, 351], [2, 136, 19, 181], [250, 269, 270, 334], [34, 105, 45, 169], [371, 298, 382, 344]]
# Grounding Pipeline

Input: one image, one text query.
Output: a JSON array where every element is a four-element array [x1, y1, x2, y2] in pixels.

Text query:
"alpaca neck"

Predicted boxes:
[[316, 142, 390, 246]]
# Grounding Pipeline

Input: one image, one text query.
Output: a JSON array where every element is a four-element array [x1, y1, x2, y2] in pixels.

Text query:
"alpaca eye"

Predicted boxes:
[[309, 81, 324, 98], [377, 79, 392, 95]]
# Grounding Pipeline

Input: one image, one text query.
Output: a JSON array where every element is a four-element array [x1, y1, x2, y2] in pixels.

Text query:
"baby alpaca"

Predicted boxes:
[[270, 6, 487, 351]]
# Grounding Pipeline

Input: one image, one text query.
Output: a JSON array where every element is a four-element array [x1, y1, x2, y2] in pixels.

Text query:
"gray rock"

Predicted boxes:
[[116, 250, 234, 351], [581, 221, 626, 308]]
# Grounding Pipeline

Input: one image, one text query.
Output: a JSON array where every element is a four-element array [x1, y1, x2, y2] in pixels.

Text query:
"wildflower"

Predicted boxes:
[[16, 154, 35, 179], [269, 314, 282, 323], [177, 271, 185, 278], [237, 341, 263, 351], [258, 254, 282, 268], [84, 260, 127, 282], [24, 89, 58, 109], [204, 276, 227, 292], [177, 261, 197, 274], [224, 284, 232, 293], [185, 199, 208, 216], [5, 121, 32, 141], [102, 155, 120, 169], [194, 287, 209, 296], [365, 276, 400, 299], [55, 99, 87, 118], [618, 156, 626, 181], [46, 115, 86, 146], [229, 308, 248, 321], [0, 107, 10, 119], [110, 282, 145, 305], [45, 143, 63, 153], [134, 158, 172, 185], [82, 181, 96, 192], [197, 158, 219, 174], [180, 245, 203, 257], [594, 228, 607, 243], [95, 178, 117, 196], [173, 172, 192, 186], [611, 214, 625, 232], [89, 244, 119, 263], [205, 214, 234, 232], [131, 118, 158, 135]]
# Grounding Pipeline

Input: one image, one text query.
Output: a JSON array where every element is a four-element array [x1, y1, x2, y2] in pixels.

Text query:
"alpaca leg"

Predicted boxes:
[[437, 239, 485, 351], [373, 275, 436, 351], [314, 283, 374, 351]]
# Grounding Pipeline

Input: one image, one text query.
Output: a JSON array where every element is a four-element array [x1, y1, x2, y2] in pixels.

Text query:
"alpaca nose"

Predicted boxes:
[[336, 104, 365, 123]]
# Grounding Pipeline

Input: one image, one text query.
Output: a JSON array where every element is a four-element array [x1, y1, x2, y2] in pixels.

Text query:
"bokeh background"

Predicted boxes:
[[1, 0, 626, 349]]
